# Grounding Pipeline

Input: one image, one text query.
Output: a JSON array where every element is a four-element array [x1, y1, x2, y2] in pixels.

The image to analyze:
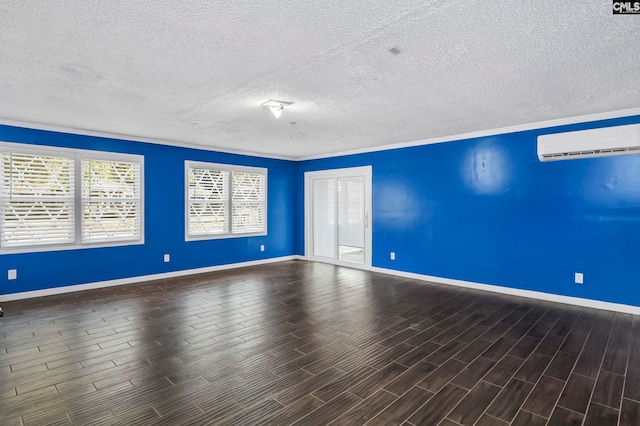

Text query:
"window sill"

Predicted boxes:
[[0, 238, 145, 255], [185, 231, 267, 242]]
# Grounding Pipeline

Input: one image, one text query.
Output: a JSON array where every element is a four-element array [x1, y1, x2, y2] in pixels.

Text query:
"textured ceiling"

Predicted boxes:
[[0, 1, 638, 159]]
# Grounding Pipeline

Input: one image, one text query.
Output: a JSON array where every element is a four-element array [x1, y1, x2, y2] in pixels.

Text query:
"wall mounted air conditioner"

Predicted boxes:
[[537, 123, 640, 161]]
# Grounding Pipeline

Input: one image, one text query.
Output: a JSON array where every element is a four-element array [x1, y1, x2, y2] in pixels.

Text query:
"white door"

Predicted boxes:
[[305, 166, 372, 268]]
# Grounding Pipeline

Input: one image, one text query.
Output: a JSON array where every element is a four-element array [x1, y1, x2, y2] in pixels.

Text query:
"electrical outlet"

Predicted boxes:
[[8, 269, 17, 280], [575, 272, 583, 284], [260, 245, 265, 252], [164, 254, 170, 263], [390, 252, 396, 260]]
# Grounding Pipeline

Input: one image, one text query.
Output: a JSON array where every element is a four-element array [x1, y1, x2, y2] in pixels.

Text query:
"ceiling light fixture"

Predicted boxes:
[[261, 99, 293, 119]]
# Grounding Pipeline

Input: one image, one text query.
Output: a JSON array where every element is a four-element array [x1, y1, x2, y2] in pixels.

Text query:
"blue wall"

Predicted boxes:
[[0, 125, 297, 295], [3, 114, 640, 307], [296, 115, 640, 307]]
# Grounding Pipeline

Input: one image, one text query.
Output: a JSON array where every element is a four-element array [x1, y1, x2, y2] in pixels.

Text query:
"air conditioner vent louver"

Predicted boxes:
[[537, 124, 640, 162]]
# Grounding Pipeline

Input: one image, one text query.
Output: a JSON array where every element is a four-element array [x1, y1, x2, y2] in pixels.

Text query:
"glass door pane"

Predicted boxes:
[[337, 176, 365, 264], [312, 178, 335, 258]]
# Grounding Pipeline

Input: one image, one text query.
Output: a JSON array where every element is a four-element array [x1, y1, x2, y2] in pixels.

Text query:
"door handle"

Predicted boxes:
[[364, 212, 369, 228]]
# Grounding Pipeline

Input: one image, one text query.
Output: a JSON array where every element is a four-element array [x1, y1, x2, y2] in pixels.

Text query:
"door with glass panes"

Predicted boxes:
[[305, 166, 372, 268]]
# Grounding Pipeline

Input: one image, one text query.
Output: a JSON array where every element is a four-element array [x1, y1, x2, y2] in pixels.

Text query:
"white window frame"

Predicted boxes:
[[185, 161, 267, 241], [0, 142, 144, 253], [80, 152, 143, 244]]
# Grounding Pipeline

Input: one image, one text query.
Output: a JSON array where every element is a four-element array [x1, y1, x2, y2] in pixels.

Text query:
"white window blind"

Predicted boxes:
[[0, 143, 144, 252], [186, 162, 267, 239], [81, 159, 141, 242], [187, 168, 229, 235], [232, 171, 266, 233], [1, 152, 75, 247]]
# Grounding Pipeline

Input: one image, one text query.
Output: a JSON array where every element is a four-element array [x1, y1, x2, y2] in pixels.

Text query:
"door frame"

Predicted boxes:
[[304, 166, 372, 270]]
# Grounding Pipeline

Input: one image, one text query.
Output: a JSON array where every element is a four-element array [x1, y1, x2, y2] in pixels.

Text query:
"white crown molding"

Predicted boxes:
[[2, 108, 640, 162], [0, 255, 297, 302], [371, 266, 640, 316], [297, 107, 640, 161], [0, 118, 297, 161]]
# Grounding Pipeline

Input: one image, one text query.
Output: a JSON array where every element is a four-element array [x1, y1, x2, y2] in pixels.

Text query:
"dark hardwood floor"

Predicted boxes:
[[1, 260, 639, 425]]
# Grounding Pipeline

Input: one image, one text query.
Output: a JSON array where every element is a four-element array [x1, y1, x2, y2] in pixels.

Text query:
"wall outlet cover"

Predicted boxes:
[[575, 272, 584, 284]]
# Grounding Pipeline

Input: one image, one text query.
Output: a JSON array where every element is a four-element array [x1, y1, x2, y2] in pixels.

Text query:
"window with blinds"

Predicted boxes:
[[0, 144, 144, 251], [1, 152, 75, 247], [187, 168, 229, 235], [186, 162, 267, 239], [232, 171, 266, 233], [82, 159, 141, 242]]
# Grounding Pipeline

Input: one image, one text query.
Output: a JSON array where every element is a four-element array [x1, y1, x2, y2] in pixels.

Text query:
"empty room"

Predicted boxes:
[[1, 2, 640, 425]]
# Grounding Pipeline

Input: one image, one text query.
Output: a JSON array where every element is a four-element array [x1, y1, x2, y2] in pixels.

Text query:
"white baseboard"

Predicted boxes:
[[0, 256, 297, 302], [5, 258, 637, 316], [371, 266, 640, 315]]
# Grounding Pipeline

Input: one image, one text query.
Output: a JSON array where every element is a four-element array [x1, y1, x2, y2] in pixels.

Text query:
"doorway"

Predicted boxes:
[[304, 166, 372, 269]]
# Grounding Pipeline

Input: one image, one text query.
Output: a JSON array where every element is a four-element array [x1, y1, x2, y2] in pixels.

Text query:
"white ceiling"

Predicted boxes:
[[0, 1, 638, 159]]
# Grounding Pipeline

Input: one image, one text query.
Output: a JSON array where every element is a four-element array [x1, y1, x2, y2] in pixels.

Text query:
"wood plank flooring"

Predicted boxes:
[[1, 260, 639, 425]]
